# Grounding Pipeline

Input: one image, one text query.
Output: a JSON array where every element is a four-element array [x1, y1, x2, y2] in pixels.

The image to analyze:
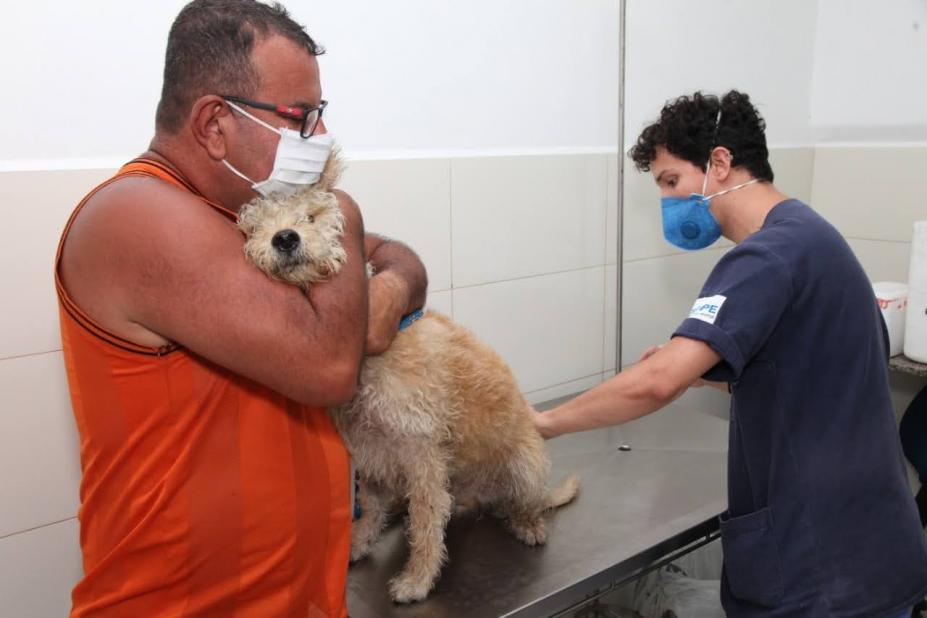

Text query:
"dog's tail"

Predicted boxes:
[[545, 474, 580, 510]]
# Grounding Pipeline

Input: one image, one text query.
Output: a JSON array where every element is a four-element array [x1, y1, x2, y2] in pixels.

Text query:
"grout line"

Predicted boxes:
[[448, 159, 455, 320], [845, 236, 912, 245], [0, 348, 62, 362], [622, 245, 730, 265], [0, 516, 76, 540], [601, 263, 609, 378], [524, 371, 604, 397], [452, 264, 607, 291]]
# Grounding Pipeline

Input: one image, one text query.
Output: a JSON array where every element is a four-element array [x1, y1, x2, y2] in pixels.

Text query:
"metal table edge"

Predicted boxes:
[[501, 514, 722, 618]]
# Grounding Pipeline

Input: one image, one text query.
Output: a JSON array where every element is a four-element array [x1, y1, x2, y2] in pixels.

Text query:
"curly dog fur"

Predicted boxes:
[[238, 151, 579, 603]]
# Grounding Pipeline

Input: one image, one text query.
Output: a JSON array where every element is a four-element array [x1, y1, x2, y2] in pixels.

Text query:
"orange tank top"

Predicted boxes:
[[55, 158, 351, 618]]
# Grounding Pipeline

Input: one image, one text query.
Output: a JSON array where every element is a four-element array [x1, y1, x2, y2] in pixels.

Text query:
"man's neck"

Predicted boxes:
[[717, 182, 790, 244], [146, 135, 249, 213]]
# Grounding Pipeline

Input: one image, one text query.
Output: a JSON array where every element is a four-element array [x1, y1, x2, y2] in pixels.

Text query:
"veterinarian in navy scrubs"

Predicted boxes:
[[535, 90, 927, 617]]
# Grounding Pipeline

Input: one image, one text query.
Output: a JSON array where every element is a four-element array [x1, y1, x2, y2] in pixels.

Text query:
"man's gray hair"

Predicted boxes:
[[155, 0, 324, 134]]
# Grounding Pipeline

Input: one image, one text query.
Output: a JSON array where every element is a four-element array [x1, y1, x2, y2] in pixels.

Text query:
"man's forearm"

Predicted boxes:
[[366, 234, 428, 313]]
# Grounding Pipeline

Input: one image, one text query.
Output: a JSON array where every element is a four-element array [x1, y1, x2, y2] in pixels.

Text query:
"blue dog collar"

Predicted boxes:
[[398, 309, 425, 331]]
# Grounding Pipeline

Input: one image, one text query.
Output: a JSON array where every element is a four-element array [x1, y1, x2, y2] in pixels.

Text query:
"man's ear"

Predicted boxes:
[[709, 146, 733, 182], [190, 95, 231, 161]]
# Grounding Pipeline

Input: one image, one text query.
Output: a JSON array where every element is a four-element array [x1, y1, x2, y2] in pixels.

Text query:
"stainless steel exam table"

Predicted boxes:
[[346, 399, 729, 618]]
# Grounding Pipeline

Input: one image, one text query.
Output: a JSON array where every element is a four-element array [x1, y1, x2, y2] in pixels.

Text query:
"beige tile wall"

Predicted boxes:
[[812, 146, 927, 283], [0, 152, 620, 614]]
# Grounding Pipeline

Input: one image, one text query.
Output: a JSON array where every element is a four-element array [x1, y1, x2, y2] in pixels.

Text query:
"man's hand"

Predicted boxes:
[[362, 232, 428, 356], [366, 271, 409, 355]]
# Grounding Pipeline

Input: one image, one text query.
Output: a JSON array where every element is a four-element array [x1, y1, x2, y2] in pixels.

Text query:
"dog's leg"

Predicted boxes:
[[499, 437, 551, 546], [350, 481, 389, 562], [388, 459, 452, 604]]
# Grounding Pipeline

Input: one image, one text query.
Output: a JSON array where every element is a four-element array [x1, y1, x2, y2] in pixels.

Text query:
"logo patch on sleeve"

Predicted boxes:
[[689, 295, 726, 325]]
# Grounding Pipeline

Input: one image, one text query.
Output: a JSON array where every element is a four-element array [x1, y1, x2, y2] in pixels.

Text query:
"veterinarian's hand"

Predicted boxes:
[[366, 271, 409, 355], [533, 408, 558, 440]]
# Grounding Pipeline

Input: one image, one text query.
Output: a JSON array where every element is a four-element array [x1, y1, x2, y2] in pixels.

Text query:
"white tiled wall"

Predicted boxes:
[[0, 151, 620, 613], [0, 518, 82, 618], [340, 158, 453, 292], [0, 352, 81, 538], [450, 155, 608, 287], [453, 266, 607, 394], [2, 169, 112, 360]]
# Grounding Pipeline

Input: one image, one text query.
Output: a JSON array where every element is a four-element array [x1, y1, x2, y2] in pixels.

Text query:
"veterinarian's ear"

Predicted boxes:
[[708, 146, 733, 182], [190, 95, 232, 161]]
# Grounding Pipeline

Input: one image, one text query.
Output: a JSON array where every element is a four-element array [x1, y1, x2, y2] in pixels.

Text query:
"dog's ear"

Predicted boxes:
[[237, 200, 262, 236], [315, 144, 344, 193]]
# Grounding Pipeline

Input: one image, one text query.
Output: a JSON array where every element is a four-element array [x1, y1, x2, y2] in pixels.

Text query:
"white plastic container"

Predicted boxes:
[[873, 282, 908, 357], [905, 221, 927, 363]]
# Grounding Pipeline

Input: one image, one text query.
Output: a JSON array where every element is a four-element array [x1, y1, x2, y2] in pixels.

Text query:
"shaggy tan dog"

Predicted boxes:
[[238, 153, 579, 604]]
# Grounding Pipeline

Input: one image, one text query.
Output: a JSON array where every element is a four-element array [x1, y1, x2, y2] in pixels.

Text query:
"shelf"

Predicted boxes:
[[889, 355, 927, 378]]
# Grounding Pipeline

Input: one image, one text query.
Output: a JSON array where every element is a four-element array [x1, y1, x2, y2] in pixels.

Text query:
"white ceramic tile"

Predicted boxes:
[[768, 147, 815, 204], [425, 290, 453, 318], [0, 352, 81, 537], [846, 238, 912, 285], [604, 264, 619, 371], [525, 373, 603, 407], [340, 158, 452, 291], [1, 168, 114, 359], [453, 267, 606, 394], [451, 154, 608, 287], [621, 249, 728, 369], [0, 518, 82, 618], [811, 146, 927, 242], [606, 152, 620, 265]]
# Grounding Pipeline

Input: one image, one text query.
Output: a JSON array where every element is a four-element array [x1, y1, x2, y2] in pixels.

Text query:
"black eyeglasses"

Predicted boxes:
[[222, 95, 328, 138]]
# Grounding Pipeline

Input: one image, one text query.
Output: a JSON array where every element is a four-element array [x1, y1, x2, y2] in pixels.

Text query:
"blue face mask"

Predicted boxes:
[[661, 193, 721, 250], [660, 164, 759, 251]]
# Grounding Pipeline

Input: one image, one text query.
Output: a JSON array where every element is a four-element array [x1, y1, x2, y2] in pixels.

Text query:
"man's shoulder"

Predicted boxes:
[[82, 173, 212, 223], [67, 172, 238, 257]]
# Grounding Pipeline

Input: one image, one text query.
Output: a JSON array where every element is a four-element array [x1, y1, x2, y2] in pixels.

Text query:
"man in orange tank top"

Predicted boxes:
[[56, 1, 426, 616]]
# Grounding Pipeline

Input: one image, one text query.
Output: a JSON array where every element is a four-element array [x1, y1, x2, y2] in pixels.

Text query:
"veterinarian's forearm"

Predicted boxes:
[[365, 234, 428, 312], [540, 363, 684, 437]]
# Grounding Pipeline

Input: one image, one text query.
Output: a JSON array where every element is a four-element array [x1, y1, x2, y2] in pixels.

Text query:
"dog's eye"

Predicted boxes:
[[296, 214, 315, 224]]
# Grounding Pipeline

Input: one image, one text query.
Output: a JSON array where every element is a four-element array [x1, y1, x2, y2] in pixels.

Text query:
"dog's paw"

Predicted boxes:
[[510, 518, 547, 546], [388, 572, 433, 604]]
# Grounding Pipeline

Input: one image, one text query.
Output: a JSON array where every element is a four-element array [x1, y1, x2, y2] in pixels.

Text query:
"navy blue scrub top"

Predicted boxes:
[[673, 200, 927, 617]]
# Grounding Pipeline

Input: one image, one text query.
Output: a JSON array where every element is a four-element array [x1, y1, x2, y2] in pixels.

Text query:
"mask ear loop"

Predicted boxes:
[[225, 100, 282, 135], [701, 107, 724, 196], [222, 100, 282, 189]]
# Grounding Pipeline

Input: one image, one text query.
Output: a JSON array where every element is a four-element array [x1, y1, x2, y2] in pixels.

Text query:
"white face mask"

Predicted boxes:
[[223, 100, 334, 198]]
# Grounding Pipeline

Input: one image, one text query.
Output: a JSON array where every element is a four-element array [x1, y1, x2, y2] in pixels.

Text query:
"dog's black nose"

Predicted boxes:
[[271, 229, 300, 253]]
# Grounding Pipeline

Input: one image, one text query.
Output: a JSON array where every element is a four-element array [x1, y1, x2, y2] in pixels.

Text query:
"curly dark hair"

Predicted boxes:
[[629, 90, 774, 182], [155, 0, 324, 134]]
